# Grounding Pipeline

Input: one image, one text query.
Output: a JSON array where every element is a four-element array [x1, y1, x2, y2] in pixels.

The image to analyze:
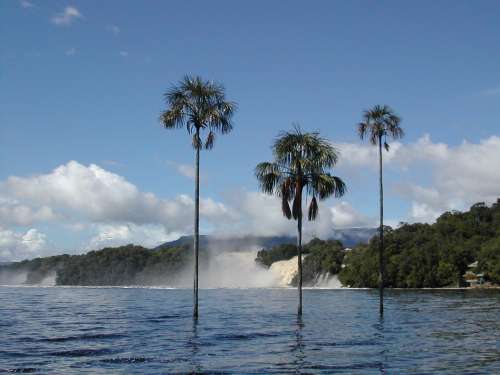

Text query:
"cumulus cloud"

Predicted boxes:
[[166, 160, 204, 181], [330, 202, 376, 228], [0, 161, 229, 233], [216, 191, 367, 239], [0, 198, 57, 226], [0, 227, 47, 262], [119, 51, 128, 57], [87, 223, 180, 250], [51, 6, 82, 26], [65, 47, 76, 56], [338, 134, 500, 222], [2, 130, 498, 261]]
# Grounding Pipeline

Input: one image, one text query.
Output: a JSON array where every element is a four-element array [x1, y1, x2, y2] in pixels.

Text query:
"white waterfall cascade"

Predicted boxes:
[[268, 256, 301, 287], [268, 256, 343, 288]]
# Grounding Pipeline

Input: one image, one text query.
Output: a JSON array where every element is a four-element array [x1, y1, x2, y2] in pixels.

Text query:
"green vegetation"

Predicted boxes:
[[160, 75, 236, 318], [255, 243, 298, 267], [255, 126, 346, 315], [292, 239, 344, 286], [339, 201, 500, 288], [0, 244, 192, 286]]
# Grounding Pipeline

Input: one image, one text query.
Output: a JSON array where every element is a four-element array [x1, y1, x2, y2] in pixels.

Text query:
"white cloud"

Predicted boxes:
[[20, 0, 34, 8], [339, 134, 500, 222], [51, 6, 82, 26], [216, 191, 365, 239], [166, 161, 202, 181], [0, 161, 228, 232], [0, 227, 47, 262], [119, 51, 128, 57], [0, 198, 57, 226], [330, 202, 376, 228], [107, 24, 120, 35], [65, 47, 76, 56], [2, 130, 498, 261], [87, 223, 179, 250]]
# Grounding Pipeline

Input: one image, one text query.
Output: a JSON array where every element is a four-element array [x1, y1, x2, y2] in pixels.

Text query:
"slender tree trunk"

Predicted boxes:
[[193, 128, 200, 319], [296, 172, 303, 317], [378, 136, 384, 316], [297, 207, 303, 316]]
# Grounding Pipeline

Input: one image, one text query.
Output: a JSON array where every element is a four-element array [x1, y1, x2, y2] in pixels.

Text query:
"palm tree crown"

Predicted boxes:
[[255, 126, 346, 222], [160, 75, 236, 148], [358, 105, 403, 150]]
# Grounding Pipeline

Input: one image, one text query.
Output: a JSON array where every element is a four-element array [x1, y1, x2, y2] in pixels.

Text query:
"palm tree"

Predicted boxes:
[[160, 75, 236, 319], [357, 105, 403, 316], [255, 126, 346, 316]]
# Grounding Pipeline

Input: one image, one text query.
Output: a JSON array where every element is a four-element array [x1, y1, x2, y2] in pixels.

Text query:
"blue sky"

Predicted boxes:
[[1, 1, 500, 259]]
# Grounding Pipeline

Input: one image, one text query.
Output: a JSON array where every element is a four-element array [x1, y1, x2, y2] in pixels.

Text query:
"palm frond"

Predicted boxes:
[[192, 132, 202, 149], [308, 196, 318, 221], [313, 174, 347, 199], [281, 193, 292, 219], [205, 131, 215, 149], [357, 104, 403, 148], [256, 126, 347, 224], [160, 75, 236, 150], [255, 162, 283, 194]]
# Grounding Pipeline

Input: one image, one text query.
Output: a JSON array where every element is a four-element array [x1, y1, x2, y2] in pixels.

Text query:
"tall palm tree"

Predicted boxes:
[[160, 75, 236, 319], [357, 105, 403, 316], [255, 126, 346, 316]]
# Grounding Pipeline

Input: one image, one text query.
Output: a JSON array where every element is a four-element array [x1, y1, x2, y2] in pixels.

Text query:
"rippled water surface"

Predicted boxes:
[[0, 287, 499, 374]]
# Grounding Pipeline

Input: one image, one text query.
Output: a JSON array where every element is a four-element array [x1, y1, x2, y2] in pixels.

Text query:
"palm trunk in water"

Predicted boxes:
[[193, 128, 200, 319], [296, 175, 303, 317], [297, 209, 303, 316], [378, 136, 384, 316]]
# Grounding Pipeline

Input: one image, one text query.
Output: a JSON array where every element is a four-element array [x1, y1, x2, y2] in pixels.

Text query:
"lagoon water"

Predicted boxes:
[[0, 287, 499, 374]]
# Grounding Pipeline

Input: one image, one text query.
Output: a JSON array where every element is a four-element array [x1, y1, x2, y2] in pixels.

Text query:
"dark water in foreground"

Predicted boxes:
[[0, 287, 499, 374]]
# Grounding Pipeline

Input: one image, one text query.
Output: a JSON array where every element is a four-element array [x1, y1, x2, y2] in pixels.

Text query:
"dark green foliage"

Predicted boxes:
[[339, 200, 500, 287], [0, 244, 192, 286], [255, 126, 346, 222], [478, 237, 500, 284], [291, 238, 345, 286], [255, 244, 300, 267], [56, 244, 191, 285]]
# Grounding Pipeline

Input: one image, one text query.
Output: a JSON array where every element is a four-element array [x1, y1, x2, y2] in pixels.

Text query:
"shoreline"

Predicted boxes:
[[1, 284, 498, 290]]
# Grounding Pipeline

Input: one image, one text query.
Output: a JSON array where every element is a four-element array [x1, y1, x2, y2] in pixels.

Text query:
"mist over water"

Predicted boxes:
[[0, 270, 28, 285], [0, 243, 343, 288]]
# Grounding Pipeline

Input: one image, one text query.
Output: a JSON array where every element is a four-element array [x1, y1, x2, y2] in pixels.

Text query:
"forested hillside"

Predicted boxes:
[[339, 200, 500, 287]]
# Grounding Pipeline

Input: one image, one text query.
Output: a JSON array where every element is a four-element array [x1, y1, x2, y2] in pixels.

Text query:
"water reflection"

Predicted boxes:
[[291, 315, 307, 372], [374, 315, 388, 374], [187, 319, 202, 373]]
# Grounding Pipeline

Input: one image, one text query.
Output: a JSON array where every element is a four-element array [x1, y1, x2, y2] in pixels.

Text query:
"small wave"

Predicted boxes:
[[145, 314, 183, 322], [213, 331, 282, 341], [2, 367, 40, 373], [38, 333, 126, 343], [48, 348, 115, 357], [314, 339, 378, 347], [100, 357, 150, 364]]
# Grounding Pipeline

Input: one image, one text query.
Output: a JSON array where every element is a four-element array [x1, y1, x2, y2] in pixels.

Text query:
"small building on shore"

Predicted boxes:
[[463, 261, 485, 287]]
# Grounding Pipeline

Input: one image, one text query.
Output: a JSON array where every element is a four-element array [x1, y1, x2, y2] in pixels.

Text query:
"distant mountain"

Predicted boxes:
[[155, 228, 377, 251], [330, 228, 378, 247], [154, 235, 296, 252]]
